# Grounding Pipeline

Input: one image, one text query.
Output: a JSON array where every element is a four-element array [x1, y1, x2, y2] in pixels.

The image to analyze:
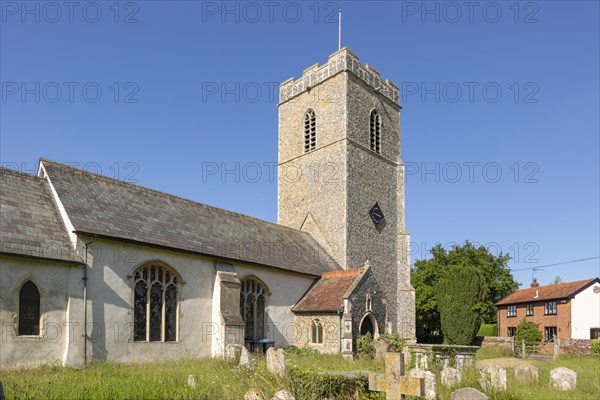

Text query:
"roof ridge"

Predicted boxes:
[[0, 166, 44, 181], [39, 158, 316, 238], [322, 267, 363, 278]]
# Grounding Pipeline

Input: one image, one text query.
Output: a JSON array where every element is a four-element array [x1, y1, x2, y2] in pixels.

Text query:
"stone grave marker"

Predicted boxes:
[[479, 366, 507, 391], [450, 387, 490, 400], [407, 368, 436, 400], [550, 367, 577, 391], [266, 348, 286, 377], [441, 367, 462, 388], [514, 365, 538, 383], [368, 352, 425, 399]]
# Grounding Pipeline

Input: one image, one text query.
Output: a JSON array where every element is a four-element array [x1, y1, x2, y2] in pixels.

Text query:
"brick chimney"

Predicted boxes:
[[530, 278, 540, 288]]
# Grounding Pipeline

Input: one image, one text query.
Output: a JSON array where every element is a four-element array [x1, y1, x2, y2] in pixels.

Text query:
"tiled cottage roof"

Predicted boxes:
[[0, 167, 80, 263], [292, 267, 365, 312], [40, 159, 340, 277], [496, 278, 600, 305]]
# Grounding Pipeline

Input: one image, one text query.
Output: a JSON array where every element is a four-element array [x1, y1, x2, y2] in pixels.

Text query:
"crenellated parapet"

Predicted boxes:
[[279, 48, 399, 105]]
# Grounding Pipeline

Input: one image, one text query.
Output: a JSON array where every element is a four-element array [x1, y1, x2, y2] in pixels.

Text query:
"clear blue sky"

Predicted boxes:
[[1, 1, 598, 288]]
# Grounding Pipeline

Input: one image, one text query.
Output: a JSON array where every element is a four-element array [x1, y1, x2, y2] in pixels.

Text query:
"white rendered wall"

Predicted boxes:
[[571, 283, 600, 339]]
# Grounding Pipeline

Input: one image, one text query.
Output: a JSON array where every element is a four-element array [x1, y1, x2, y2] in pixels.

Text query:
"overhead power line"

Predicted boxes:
[[510, 256, 600, 272]]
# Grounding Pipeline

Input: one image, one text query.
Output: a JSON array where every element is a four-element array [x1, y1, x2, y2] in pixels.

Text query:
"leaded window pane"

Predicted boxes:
[[19, 281, 40, 336], [164, 284, 178, 342], [134, 280, 148, 341], [245, 293, 255, 341], [256, 295, 265, 339], [149, 282, 163, 341]]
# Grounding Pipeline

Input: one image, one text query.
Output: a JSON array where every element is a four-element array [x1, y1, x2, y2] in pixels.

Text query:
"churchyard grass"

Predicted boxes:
[[1, 350, 598, 399], [0, 351, 383, 400], [420, 353, 600, 400]]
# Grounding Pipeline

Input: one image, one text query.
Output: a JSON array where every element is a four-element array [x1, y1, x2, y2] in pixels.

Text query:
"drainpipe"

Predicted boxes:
[[83, 240, 93, 366], [337, 307, 343, 353]]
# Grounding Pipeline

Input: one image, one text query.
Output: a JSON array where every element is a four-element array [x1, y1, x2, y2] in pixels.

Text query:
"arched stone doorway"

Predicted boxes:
[[359, 313, 378, 338]]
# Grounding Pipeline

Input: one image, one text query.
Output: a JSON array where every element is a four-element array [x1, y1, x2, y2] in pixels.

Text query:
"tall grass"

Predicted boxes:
[[1, 350, 597, 399]]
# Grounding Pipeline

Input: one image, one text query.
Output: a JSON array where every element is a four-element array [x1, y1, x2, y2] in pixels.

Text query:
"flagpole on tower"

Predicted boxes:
[[338, 9, 342, 50]]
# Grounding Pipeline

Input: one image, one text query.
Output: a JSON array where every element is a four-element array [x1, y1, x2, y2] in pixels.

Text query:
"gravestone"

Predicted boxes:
[[369, 353, 425, 399], [244, 388, 264, 400], [450, 387, 490, 400], [441, 367, 462, 388], [479, 366, 507, 391], [239, 346, 252, 366], [270, 390, 295, 400], [187, 375, 197, 389], [407, 368, 436, 400], [550, 367, 577, 391], [266, 348, 286, 377], [224, 343, 238, 362], [514, 365, 538, 383]]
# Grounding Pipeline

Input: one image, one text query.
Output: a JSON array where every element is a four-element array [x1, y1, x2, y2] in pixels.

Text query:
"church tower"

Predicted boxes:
[[278, 48, 415, 339]]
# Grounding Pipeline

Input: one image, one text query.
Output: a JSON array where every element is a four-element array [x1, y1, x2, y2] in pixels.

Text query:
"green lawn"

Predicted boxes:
[[0, 349, 598, 399]]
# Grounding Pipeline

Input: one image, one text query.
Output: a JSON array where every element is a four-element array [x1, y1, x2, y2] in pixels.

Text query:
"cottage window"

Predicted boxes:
[[304, 109, 316, 152], [507, 327, 516, 337], [526, 303, 534, 316], [311, 319, 324, 344], [507, 305, 517, 317], [19, 281, 40, 336], [369, 110, 381, 154], [590, 328, 600, 339], [544, 301, 557, 315], [544, 326, 557, 342], [133, 263, 179, 342]]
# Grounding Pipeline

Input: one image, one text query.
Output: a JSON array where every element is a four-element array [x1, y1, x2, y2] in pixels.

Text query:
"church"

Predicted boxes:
[[0, 48, 416, 368]]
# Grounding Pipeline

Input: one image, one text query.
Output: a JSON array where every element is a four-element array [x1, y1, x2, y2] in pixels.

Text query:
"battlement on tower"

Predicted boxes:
[[279, 48, 399, 105]]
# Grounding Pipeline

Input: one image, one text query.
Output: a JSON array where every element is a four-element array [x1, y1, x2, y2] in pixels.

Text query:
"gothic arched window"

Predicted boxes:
[[370, 110, 381, 154], [311, 319, 324, 344], [19, 281, 40, 335], [133, 262, 179, 342], [240, 277, 268, 343], [304, 109, 317, 153]]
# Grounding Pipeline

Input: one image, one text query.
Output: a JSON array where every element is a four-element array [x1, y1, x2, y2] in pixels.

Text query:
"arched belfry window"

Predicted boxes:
[[370, 110, 381, 154], [133, 262, 179, 342], [240, 277, 268, 344], [304, 109, 317, 152], [311, 319, 324, 344], [19, 281, 40, 335]]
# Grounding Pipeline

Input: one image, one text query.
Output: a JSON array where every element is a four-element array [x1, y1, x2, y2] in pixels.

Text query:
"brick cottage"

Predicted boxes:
[[496, 278, 600, 341]]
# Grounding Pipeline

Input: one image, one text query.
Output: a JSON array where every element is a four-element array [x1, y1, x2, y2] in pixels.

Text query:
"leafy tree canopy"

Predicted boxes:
[[411, 241, 519, 338]]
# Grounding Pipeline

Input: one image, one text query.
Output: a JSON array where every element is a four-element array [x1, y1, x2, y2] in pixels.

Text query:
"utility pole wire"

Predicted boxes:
[[510, 256, 600, 272]]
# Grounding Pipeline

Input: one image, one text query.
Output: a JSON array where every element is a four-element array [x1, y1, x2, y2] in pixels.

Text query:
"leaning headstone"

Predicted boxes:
[[266, 348, 287, 377], [270, 390, 295, 400], [407, 368, 437, 400], [514, 365, 538, 383], [224, 343, 238, 362], [479, 366, 507, 391], [239, 346, 252, 366], [187, 375, 197, 389], [244, 388, 264, 400], [450, 387, 490, 400], [441, 367, 462, 388], [550, 367, 577, 391]]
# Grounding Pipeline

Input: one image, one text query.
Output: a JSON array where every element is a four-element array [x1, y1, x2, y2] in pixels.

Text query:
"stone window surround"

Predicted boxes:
[[239, 275, 270, 343], [311, 319, 324, 344], [14, 275, 46, 338], [129, 260, 182, 343]]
